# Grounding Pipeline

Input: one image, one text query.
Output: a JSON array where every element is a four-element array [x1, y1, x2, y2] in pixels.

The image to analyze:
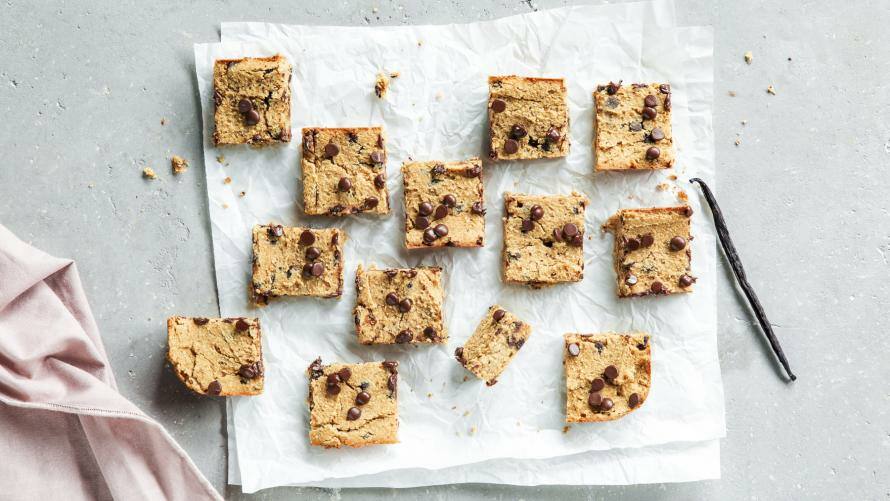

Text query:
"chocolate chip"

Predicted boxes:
[[398, 298, 413, 313], [388, 373, 398, 392], [346, 407, 361, 420], [670, 236, 687, 251], [325, 382, 341, 395], [679, 274, 695, 288], [299, 230, 315, 246], [510, 124, 527, 139], [239, 363, 260, 379], [569, 234, 583, 247], [414, 216, 430, 229], [374, 174, 386, 189], [235, 319, 250, 332], [267, 224, 284, 238], [552, 227, 564, 242], [625, 237, 641, 251], [546, 127, 561, 143], [324, 143, 339, 158], [308, 358, 324, 379], [311, 262, 325, 277], [503, 139, 519, 154], [599, 397, 614, 411], [650, 281, 664, 293], [650, 127, 665, 142], [245, 109, 260, 125], [431, 164, 446, 176], [237, 99, 253, 113], [338, 367, 352, 382], [434, 224, 449, 237], [588, 392, 603, 407], [396, 329, 413, 343], [382, 360, 399, 371], [562, 223, 578, 238], [206, 380, 222, 395], [442, 194, 457, 207], [385, 292, 399, 306], [193, 317, 210, 326], [434, 205, 448, 220], [530, 205, 544, 221], [642, 107, 657, 120], [454, 347, 465, 363], [493, 309, 506, 322], [603, 365, 619, 380], [683, 206, 693, 217], [355, 391, 371, 405], [659, 83, 671, 94], [606, 81, 621, 95], [364, 196, 379, 209], [590, 378, 605, 392], [471, 201, 485, 215], [664, 94, 672, 111], [370, 150, 385, 164], [491, 99, 506, 113], [625, 274, 638, 286], [305, 247, 321, 260], [465, 165, 482, 177], [629, 122, 643, 132], [418, 202, 433, 216], [520, 219, 534, 233], [337, 177, 352, 192], [628, 393, 641, 408], [302, 263, 314, 277], [640, 234, 654, 247], [326, 373, 340, 386], [567, 343, 580, 356], [423, 228, 437, 243], [644, 95, 657, 107], [424, 326, 437, 339]]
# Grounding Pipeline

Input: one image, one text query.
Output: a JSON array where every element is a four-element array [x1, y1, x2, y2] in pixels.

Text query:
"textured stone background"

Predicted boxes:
[[1, 0, 888, 499]]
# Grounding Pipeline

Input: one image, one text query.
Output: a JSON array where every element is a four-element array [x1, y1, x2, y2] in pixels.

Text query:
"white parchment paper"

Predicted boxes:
[[196, 2, 723, 492]]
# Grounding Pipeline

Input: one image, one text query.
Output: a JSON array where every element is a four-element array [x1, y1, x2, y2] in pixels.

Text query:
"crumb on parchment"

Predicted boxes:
[[767, 85, 776, 95], [375, 73, 389, 98], [224, 176, 232, 184], [744, 51, 753, 64], [216, 155, 226, 164], [171, 155, 189, 174], [142, 167, 157, 179]]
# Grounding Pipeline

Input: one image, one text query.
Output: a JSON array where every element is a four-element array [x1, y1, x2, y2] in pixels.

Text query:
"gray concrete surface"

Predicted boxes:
[[1, 0, 888, 499]]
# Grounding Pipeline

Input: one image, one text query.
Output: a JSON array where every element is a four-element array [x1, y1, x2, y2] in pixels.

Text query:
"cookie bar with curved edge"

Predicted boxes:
[[593, 81, 674, 170], [301, 127, 389, 216], [166, 316, 263, 396], [212, 54, 292, 146], [488, 76, 570, 161], [564, 333, 651, 422], [603, 206, 694, 297], [353, 265, 447, 344], [502, 192, 588, 288], [307, 358, 399, 448], [454, 305, 532, 386], [403, 158, 485, 249], [251, 224, 345, 304]]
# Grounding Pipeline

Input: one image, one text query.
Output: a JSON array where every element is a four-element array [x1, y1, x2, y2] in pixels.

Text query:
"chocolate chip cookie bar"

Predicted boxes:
[[212, 54, 292, 146], [251, 224, 345, 304], [307, 358, 399, 448], [301, 127, 389, 216], [454, 305, 532, 386], [603, 206, 695, 297], [564, 333, 651, 422], [353, 265, 447, 344], [402, 158, 485, 248], [488, 76, 569, 161], [502, 192, 588, 287], [593, 82, 674, 170], [167, 316, 263, 396]]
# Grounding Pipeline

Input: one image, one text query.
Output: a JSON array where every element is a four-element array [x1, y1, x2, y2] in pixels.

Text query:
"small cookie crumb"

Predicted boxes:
[[224, 176, 232, 184], [239, 191, 247, 198], [216, 155, 226, 164], [222, 203, 230, 209], [374, 73, 389, 99], [668, 174, 678, 181], [87, 182, 94, 189], [744, 51, 753, 64], [656, 182, 670, 191], [734, 137, 742, 146], [741, 120, 747, 126], [171, 155, 189, 175], [160, 117, 166, 126], [469, 426, 476, 435], [563, 425, 571, 434], [678, 191, 688, 201], [728, 90, 737, 97], [427, 392, 432, 398], [390, 71, 400, 79], [142, 167, 157, 180], [767, 85, 776, 95], [462, 410, 470, 417]]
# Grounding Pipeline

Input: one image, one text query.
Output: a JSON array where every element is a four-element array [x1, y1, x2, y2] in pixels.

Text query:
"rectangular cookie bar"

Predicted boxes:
[[603, 206, 694, 297], [593, 81, 674, 170], [454, 305, 532, 386], [564, 333, 651, 423], [167, 316, 263, 396], [502, 192, 588, 287], [488, 76, 569, 161], [251, 224, 344, 303], [353, 265, 447, 344], [301, 127, 389, 216], [402, 158, 485, 248], [212, 54, 292, 146], [307, 358, 400, 448]]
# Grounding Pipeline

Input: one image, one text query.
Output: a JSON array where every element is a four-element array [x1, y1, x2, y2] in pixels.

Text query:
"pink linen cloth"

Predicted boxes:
[[0, 224, 222, 500]]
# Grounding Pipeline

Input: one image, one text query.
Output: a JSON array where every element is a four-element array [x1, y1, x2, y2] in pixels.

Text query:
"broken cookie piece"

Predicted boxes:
[[454, 305, 532, 386], [171, 155, 189, 174]]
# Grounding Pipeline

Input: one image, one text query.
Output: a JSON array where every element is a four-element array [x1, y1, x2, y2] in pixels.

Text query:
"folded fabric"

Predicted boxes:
[[0, 224, 221, 500]]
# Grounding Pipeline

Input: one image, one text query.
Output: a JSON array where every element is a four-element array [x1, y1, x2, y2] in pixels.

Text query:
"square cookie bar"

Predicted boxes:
[[167, 316, 263, 396], [307, 358, 400, 448], [604, 206, 694, 297], [212, 54, 292, 146], [502, 192, 588, 287], [488, 76, 569, 161], [251, 224, 345, 303], [353, 265, 447, 344], [454, 305, 532, 386], [301, 127, 389, 216], [564, 333, 651, 423], [402, 158, 485, 248], [593, 82, 674, 170]]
